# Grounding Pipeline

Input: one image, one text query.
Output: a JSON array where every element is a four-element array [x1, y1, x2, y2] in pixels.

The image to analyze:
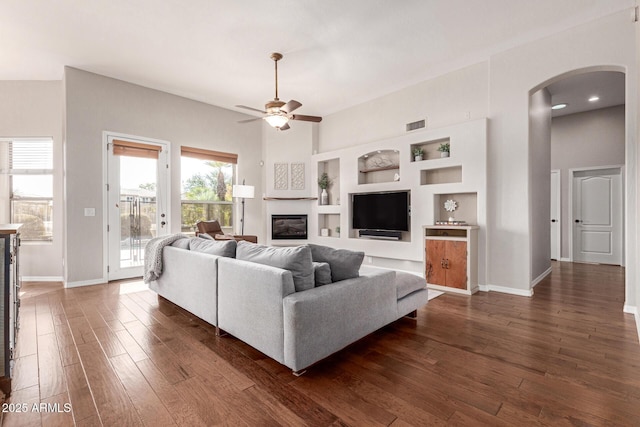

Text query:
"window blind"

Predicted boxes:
[[112, 139, 162, 159], [181, 146, 238, 164], [0, 139, 53, 174]]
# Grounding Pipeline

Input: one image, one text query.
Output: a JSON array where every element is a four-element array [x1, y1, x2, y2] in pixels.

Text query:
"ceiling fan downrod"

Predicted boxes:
[[271, 52, 283, 101]]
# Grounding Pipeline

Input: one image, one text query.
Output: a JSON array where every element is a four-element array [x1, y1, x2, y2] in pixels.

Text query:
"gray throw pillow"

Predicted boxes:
[[198, 233, 214, 240], [189, 238, 237, 258], [236, 241, 314, 292], [312, 262, 332, 286], [170, 237, 190, 250], [309, 244, 364, 282]]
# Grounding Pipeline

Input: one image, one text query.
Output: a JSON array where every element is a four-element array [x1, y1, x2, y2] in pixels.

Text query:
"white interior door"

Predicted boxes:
[[106, 135, 170, 280], [550, 170, 560, 260], [572, 167, 622, 265]]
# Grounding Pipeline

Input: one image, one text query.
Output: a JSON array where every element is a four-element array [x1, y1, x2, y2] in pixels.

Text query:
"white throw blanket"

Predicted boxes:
[[143, 234, 188, 283]]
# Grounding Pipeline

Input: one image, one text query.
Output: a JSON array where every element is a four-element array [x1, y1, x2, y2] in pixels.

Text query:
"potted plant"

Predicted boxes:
[[335, 226, 340, 237], [318, 172, 332, 205], [437, 142, 450, 158], [413, 147, 424, 162]]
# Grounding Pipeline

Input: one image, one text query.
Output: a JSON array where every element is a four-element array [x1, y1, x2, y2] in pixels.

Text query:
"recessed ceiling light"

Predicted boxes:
[[552, 103, 568, 110], [588, 96, 600, 102]]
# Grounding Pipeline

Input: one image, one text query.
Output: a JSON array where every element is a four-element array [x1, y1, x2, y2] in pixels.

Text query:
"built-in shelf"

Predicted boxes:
[[411, 137, 451, 162], [420, 166, 462, 185], [358, 149, 400, 184], [359, 165, 399, 174], [263, 197, 318, 201]]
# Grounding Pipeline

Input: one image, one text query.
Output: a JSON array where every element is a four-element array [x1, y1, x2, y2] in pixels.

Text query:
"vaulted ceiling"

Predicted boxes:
[[0, 1, 633, 116]]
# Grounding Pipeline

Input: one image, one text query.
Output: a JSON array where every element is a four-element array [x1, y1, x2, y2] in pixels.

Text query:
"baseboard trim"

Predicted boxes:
[[65, 278, 106, 288], [21, 276, 64, 282], [478, 284, 534, 297], [559, 257, 571, 262], [531, 267, 552, 288], [623, 305, 640, 343]]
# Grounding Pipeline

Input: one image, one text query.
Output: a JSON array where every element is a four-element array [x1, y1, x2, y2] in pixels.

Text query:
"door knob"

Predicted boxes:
[[161, 221, 166, 227], [575, 219, 581, 223], [551, 219, 557, 223]]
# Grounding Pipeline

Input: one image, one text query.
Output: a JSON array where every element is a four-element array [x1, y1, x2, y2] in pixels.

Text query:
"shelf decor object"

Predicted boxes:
[[291, 162, 305, 190], [232, 180, 255, 235], [274, 163, 288, 190]]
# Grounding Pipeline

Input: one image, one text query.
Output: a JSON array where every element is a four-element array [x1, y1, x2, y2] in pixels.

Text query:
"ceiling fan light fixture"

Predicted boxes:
[[264, 114, 289, 128]]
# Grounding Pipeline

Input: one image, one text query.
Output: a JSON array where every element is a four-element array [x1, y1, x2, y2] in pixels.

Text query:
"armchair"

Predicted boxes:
[[195, 220, 257, 244]]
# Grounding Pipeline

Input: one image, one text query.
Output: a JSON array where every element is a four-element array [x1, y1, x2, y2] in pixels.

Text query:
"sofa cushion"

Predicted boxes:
[[236, 241, 314, 292], [396, 271, 427, 299], [170, 237, 190, 250], [312, 262, 332, 286], [198, 232, 214, 240], [309, 244, 364, 282], [190, 238, 237, 258]]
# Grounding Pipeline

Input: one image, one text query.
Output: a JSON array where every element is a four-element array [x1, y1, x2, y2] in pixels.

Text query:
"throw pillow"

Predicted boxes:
[[236, 241, 314, 291], [189, 238, 237, 258], [312, 262, 332, 286], [170, 237, 190, 250], [309, 244, 364, 282], [198, 233, 214, 240]]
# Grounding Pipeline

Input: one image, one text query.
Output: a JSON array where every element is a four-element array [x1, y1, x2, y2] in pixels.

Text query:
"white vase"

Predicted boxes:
[[321, 188, 329, 205], [414, 155, 423, 162], [441, 151, 449, 158]]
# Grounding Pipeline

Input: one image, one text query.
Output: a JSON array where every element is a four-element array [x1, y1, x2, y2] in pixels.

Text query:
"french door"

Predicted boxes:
[[105, 134, 170, 280]]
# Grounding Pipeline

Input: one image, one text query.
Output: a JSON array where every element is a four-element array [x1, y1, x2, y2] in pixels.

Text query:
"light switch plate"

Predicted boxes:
[[84, 208, 95, 217]]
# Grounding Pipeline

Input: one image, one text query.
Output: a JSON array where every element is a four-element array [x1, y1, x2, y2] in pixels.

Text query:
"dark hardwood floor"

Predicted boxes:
[[3, 261, 640, 426]]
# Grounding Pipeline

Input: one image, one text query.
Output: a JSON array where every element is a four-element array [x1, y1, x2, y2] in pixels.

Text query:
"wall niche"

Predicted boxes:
[[357, 149, 400, 184]]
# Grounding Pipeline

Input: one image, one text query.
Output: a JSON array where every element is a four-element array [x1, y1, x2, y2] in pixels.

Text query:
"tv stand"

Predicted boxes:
[[358, 229, 402, 240]]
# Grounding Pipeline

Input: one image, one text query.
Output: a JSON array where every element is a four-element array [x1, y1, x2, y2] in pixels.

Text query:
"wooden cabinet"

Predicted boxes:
[[424, 225, 478, 295], [0, 224, 20, 397]]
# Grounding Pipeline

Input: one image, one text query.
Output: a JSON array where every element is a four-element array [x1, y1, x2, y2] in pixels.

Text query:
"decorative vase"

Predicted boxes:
[[321, 188, 329, 205], [441, 151, 449, 158], [414, 155, 423, 162]]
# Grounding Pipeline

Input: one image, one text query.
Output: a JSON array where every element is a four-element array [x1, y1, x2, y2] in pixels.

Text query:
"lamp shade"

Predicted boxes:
[[232, 184, 255, 199], [264, 114, 289, 128]]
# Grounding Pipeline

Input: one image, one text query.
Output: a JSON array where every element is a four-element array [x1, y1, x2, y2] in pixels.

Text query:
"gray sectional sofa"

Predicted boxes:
[[148, 238, 428, 374]]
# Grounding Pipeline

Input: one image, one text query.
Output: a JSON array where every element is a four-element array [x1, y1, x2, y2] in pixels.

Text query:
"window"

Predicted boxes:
[[0, 138, 54, 241], [180, 146, 237, 233]]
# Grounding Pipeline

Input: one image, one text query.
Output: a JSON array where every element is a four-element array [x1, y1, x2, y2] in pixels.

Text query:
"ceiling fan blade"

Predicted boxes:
[[279, 123, 291, 131], [236, 105, 267, 114], [237, 117, 262, 124], [291, 114, 322, 123], [281, 100, 302, 114]]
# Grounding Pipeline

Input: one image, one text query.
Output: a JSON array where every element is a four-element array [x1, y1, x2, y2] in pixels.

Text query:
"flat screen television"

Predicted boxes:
[[352, 191, 410, 232]]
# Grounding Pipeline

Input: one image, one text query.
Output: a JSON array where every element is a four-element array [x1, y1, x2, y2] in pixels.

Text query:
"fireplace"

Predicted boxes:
[[272, 215, 308, 240]]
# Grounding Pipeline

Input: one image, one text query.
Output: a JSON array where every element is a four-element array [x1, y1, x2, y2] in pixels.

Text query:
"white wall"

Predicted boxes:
[[0, 81, 64, 280], [319, 62, 489, 152], [64, 67, 263, 286], [529, 88, 552, 283], [262, 121, 317, 244], [551, 105, 626, 260], [488, 9, 636, 295], [319, 9, 637, 299]]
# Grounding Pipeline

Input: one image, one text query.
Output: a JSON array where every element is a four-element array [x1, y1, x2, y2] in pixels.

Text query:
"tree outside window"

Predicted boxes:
[[180, 147, 237, 233]]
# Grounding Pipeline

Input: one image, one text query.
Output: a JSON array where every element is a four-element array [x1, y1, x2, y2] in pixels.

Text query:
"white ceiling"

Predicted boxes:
[[0, 0, 634, 117], [547, 71, 625, 117]]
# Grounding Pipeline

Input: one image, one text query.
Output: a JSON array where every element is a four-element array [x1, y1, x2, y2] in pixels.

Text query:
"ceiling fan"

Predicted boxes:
[[236, 52, 322, 131]]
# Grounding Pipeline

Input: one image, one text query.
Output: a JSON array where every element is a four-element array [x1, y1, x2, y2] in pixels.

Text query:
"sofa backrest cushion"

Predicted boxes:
[[190, 238, 237, 258], [312, 262, 332, 286], [236, 241, 314, 292], [309, 244, 364, 282], [170, 237, 191, 250]]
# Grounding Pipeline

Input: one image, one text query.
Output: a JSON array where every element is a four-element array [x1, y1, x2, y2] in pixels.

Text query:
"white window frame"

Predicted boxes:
[[0, 138, 54, 243]]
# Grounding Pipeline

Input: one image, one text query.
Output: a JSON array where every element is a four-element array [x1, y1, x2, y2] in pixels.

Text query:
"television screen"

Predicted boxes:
[[352, 191, 409, 231]]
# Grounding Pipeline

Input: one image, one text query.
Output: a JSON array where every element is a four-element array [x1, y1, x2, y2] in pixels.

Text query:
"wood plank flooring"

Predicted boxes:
[[3, 261, 640, 426]]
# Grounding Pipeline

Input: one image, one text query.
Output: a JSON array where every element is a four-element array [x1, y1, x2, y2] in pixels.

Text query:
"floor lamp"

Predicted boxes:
[[232, 180, 255, 235]]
